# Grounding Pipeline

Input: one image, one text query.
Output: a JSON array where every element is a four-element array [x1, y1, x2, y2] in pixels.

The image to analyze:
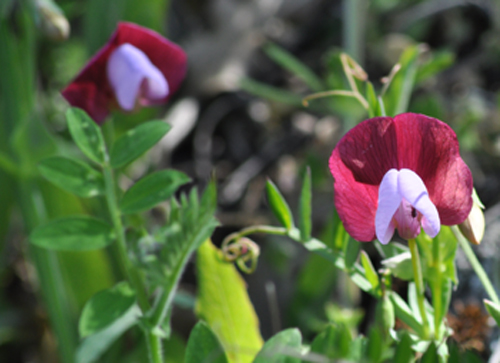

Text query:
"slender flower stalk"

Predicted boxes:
[[452, 226, 500, 305], [408, 239, 430, 339]]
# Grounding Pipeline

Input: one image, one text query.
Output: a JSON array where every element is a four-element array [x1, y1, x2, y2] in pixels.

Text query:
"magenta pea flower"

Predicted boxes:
[[329, 113, 473, 244], [62, 22, 187, 124]]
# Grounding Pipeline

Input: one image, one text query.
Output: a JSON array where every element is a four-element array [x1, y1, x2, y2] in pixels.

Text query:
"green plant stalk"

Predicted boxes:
[[452, 226, 500, 305], [431, 237, 442, 339], [102, 163, 163, 363], [408, 238, 430, 339], [17, 180, 77, 363]]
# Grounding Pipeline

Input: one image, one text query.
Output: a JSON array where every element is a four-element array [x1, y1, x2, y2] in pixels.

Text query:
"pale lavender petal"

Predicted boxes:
[[375, 169, 401, 244], [398, 169, 440, 237], [107, 43, 169, 111]]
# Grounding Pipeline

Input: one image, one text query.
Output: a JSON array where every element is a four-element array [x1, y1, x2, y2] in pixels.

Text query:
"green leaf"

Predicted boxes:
[[76, 304, 140, 363], [110, 120, 171, 169], [344, 238, 360, 270], [388, 291, 423, 336], [196, 240, 263, 363], [79, 282, 136, 338], [393, 332, 414, 363], [144, 184, 219, 326], [381, 252, 413, 281], [30, 216, 114, 251], [266, 179, 294, 230], [66, 108, 107, 165], [365, 81, 380, 118], [383, 45, 422, 116], [421, 342, 438, 363], [360, 251, 380, 294], [263, 43, 324, 92], [185, 321, 229, 363], [38, 156, 105, 198], [120, 170, 191, 214], [365, 327, 383, 363], [484, 299, 500, 327], [298, 167, 312, 242], [309, 324, 351, 360], [415, 50, 454, 85], [240, 78, 303, 106], [253, 328, 302, 363], [375, 295, 395, 336]]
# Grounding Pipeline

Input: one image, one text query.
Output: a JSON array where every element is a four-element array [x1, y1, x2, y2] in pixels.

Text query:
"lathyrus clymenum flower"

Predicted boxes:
[[62, 22, 187, 124], [329, 113, 473, 244]]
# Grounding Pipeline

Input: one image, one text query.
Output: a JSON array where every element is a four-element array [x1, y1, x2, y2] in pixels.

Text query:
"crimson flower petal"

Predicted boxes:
[[62, 22, 187, 124], [329, 113, 473, 242]]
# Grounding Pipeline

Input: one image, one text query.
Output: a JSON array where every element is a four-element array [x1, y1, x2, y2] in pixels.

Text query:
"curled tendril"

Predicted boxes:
[[221, 236, 261, 274]]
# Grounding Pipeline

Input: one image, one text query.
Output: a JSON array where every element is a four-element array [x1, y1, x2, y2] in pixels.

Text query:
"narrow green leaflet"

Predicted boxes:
[[196, 240, 263, 363], [66, 108, 107, 165], [79, 282, 137, 338], [240, 78, 303, 106], [110, 120, 171, 169], [388, 291, 423, 336], [484, 300, 500, 327], [266, 179, 294, 230], [30, 216, 114, 251], [298, 167, 312, 242], [383, 45, 422, 116], [360, 251, 380, 294], [253, 328, 302, 363], [76, 304, 141, 363], [365, 81, 379, 118], [263, 43, 324, 92], [185, 321, 229, 363], [119, 170, 190, 214], [38, 156, 105, 198]]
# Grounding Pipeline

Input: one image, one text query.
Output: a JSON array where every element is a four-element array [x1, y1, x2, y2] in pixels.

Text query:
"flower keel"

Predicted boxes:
[[376, 168, 440, 244], [107, 43, 169, 111]]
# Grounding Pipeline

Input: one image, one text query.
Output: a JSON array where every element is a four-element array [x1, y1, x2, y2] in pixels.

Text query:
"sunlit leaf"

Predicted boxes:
[[196, 240, 263, 363]]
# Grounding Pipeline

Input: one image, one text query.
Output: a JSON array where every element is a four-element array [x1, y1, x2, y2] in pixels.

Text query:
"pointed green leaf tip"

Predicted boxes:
[[66, 108, 107, 165], [253, 328, 302, 363], [266, 179, 294, 230], [298, 167, 312, 242], [110, 120, 171, 169], [79, 282, 136, 338], [119, 170, 190, 214], [186, 321, 228, 363], [196, 240, 263, 363]]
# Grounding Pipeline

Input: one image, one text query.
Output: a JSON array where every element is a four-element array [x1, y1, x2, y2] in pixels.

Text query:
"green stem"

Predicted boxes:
[[408, 238, 430, 339], [431, 237, 442, 339], [452, 226, 500, 305], [222, 225, 287, 247], [145, 330, 164, 363], [102, 163, 163, 363]]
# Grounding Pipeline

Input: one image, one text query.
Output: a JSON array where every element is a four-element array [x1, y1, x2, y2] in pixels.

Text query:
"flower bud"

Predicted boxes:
[[36, 0, 70, 41], [458, 190, 485, 245]]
